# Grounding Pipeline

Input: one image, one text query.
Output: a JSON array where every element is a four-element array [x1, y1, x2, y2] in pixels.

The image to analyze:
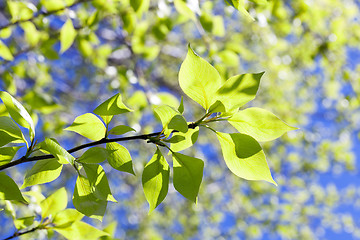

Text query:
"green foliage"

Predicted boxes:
[[60, 19, 77, 53], [22, 159, 63, 188], [40, 187, 67, 218], [0, 173, 27, 203], [77, 147, 108, 164], [106, 142, 135, 175], [65, 113, 106, 141], [93, 93, 133, 116], [39, 138, 75, 164]]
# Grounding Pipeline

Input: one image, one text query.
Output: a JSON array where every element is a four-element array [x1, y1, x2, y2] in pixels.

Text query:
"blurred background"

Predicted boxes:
[[1, 0, 360, 239]]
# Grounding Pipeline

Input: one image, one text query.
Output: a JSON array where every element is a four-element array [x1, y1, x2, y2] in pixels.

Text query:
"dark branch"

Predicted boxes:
[[3, 226, 39, 240]]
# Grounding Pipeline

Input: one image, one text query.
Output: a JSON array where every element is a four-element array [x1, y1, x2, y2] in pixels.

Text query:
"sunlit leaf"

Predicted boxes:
[[0, 40, 14, 61], [39, 138, 75, 164], [174, 0, 196, 20], [178, 96, 184, 114], [228, 107, 298, 142], [77, 147, 108, 164], [60, 18, 77, 53], [40, 187, 67, 218], [14, 216, 35, 230], [106, 142, 135, 175], [94, 93, 133, 116], [65, 113, 106, 141], [154, 105, 188, 135], [54, 220, 109, 240], [179, 45, 222, 110], [0, 146, 22, 166], [108, 125, 135, 135], [172, 152, 204, 202], [216, 132, 277, 185], [142, 148, 169, 213], [170, 127, 199, 152], [0, 116, 26, 147], [53, 209, 84, 228], [0, 173, 27, 203], [224, 0, 255, 21]]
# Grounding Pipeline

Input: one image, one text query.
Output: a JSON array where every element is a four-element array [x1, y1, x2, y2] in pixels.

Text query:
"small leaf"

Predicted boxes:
[[14, 216, 35, 230], [93, 93, 133, 116], [170, 127, 199, 152], [174, 0, 196, 20], [172, 153, 204, 202], [228, 107, 298, 142], [0, 116, 26, 147], [73, 175, 107, 221], [0, 40, 14, 61], [60, 18, 77, 53], [39, 138, 75, 164], [108, 125, 135, 135], [0, 173, 27, 203], [77, 147, 108, 164], [142, 148, 169, 213], [106, 142, 135, 175], [54, 221, 109, 240], [22, 158, 63, 188], [154, 105, 188, 135], [216, 132, 277, 185], [0, 91, 35, 140], [40, 187, 67, 218], [224, 0, 255, 21], [0, 146, 22, 166], [178, 96, 184, 114], [82, 163, 117, 202], [163, 135, 185, 143], [53, 209, 84, 228], [209, 72, 264, 113], [179, 45, 222, 110], [41, 0, 65, 12], [65, 113, 106, 141]]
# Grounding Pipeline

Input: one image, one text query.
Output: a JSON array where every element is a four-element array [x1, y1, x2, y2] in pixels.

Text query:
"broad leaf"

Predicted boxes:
[[53, 209, 84, 228], [142, 148, 169, 213], [154, 105, 188, 136], [60, 18, 77, 53], [14, 216, 35, 230], [77, 147, 108, 164], [39, 138, 75, 164], [108, 125, 135, 135], [65, 113, 106, 141], [172, 153, 204, 202], [40, 187, 67, 218], [0, 116, 26, 147], [216, 132, 277, 185], [209, 72, 264, 113], [0, 91, 35, 140], [22, 158, 63, 188], [82, 163, 117, 202], [106, 142, 135, 175], [228, 107, 298, 142], [0, 40, 14, 61], [41, 0, 66, 12], [0, 146, 22, 166], [170, 127, 199, 152], [174, 0, 196, 20], [73, 175, 107, 221], [0, 173, 27, 203], [178, 45, 222, 110], [93, 93, 133, 116], [54, 221, 109, 240]]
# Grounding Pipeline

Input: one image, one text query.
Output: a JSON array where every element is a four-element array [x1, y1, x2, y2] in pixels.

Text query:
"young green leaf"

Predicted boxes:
[[53, 209, 84, 228], [154, 105, 188, 136], [178, 45, 223, 110], [72, 175, 107, 221], [224, 0, 255, 21], [174, 0, 196, 20], [0, 91, 35, 140], [40, 187, 67, 219], [228, 107, 298, 142], [40, 0, 65, 12], [82, 163, 117, 202], [106, 142, 135, 175], [22, 158, 63, 188], [163, 135, 185, 143], [0, 40, 14, 61], [172, 152, 204, 203], [39, 138, 75, 164], [170, 127, 199, 152], [216, 132, 277, 185], [209, 72, 264, 113], [60, 18, 77, 53], [178, 96, 184, 114], [0, 173, 27, 203], [142, 148, 169, 213], [77, 147, 108, 164], [108, 125, 135, 135], [0, 116, 26, 147], [93, 93, 133, 116], [64, 113, 106, 141], [0, 146, 22, 166], [14, 216, 35, 230], [54, 220, 109, 240]]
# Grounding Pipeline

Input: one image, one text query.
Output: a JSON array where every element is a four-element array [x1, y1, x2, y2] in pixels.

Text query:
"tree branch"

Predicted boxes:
[[3, 226, 39, 240]]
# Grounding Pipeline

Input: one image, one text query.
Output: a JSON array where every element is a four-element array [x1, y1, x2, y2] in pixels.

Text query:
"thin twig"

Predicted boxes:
[[3, 226, 39, 240]]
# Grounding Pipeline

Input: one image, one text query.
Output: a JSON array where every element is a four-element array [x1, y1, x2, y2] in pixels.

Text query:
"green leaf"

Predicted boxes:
[[60, 18, 77, 53], [77, 147, 108, 164], [0, 116, 26, 147], [93, 93, 133, 116], [39, 138, 75, 164], [53, 209, 84, 228], [174, 0, 196, 21], [22, 158, 63, 188], [14, 216, 35, 230], [179, 45, 222, 110], [0, 91, 35, 140], [170, 127, 199, 152], [130, 0, 150, 17], [209, 72, 264, 113], [7, 1, 35, 22], [0, 40, 14, 61], [54, 221, 109, 240], [142, 148, 169, 213], [40, 187, 67, 218], [163, 135, 185, 143], [178, 96, 184, 114], [228, 107, 298, 142], [106, 142, 135, 175], [154, 105, 188, 136], [172, 152, 204, 202], [108, 125, 135, 135], [65, 113, 106, 141], [0, 146, 22, 166], [73, 175, 107, 221], [0, 173, 27, 203], [224, 0, 255, 21], [82, 163, 117, 202], [41, 0, 65, 12], [216, 132, 277, 185]]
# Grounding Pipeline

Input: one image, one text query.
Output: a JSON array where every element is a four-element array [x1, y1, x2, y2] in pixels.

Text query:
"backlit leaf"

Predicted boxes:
[[40, 187, 67, 218], [14, 216, 35, 230], [93, 93, 133, 116], [0, 146, 22, 166], [106, 142, 135, 175], [54, 220, 109, 240], [154, 105, 188, 135], [108, 125, 135, 135], [39, 138, 75, 164], [77, 147, 108, 164], [0, 40, 14, 61], [0, 173, 27, 203], [0, 116, 26, 147], [53, 209, 84, 228], [65, 113, 106, 141], [60, 18, 77, 53], [170, 127, 199, 152]]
